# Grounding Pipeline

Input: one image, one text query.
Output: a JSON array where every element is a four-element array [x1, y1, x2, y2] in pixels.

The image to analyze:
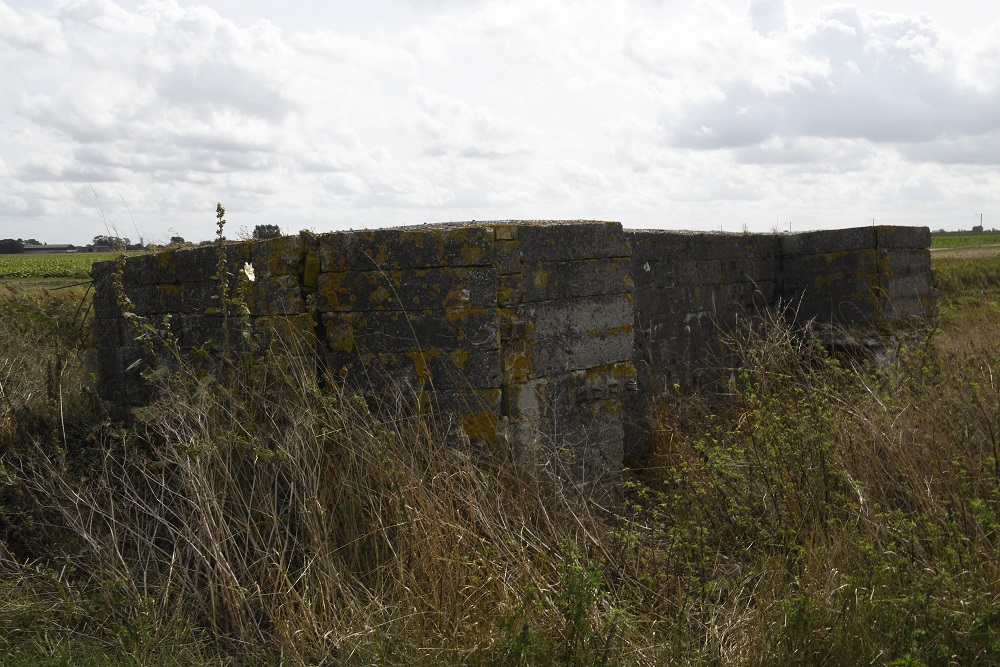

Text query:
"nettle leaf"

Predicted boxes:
[[125, 358, 147, 373], [141, 365, 170, 382], [130, 405, 160, 423]]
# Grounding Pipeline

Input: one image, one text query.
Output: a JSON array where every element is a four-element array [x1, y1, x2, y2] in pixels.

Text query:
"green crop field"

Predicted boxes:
[[930, 231, 1000, 249], [0, 252, 122, 279]]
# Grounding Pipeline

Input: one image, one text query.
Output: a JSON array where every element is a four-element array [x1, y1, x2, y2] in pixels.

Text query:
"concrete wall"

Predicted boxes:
[[780, 226, 935, 335], [629, 225, 934, 395], [91, 222, 934, 476], [92, 221, 636, 483], [630, 231, 782, 395]]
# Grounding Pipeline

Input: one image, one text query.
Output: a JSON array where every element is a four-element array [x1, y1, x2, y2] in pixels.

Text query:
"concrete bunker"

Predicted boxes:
[[91, 221, 935, 477]]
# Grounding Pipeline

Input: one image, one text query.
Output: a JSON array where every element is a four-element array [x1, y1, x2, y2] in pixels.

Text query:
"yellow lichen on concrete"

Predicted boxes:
[[405, 348, 441, 382], [362, 245, 390, 268], [502, 339, 532, 383], [532, 269, 549, 289], [326, 322, 355, 353], [494, 224, 518, 240], [450, 348, 470, 370], [303, 254, 320, 290], [605, 324, 634, 338], [372, 285, 391, 305], [459, 409, 499, 444], [443, 288, 471, 306], [459, 244, 486, 266]]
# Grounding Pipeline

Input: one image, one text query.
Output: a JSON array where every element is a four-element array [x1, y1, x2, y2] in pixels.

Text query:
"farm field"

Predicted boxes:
[[0, 244, 998, 665], [0, 251, 121, 279], [930, 230, 1000, 249]]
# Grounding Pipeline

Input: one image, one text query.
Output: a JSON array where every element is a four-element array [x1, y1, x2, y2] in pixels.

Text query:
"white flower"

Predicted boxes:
[[243, 262, 255, 282]]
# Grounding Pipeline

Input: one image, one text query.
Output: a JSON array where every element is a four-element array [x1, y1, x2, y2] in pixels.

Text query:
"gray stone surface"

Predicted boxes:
[[92, 221, 934, 479]]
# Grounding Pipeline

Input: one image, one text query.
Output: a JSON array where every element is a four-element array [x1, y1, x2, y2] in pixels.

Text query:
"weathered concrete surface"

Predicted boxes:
[[630, 231, 782, 401], [626, 225, 935, 460], [93, 222, 637, 485], [92, 222, 934, 478]]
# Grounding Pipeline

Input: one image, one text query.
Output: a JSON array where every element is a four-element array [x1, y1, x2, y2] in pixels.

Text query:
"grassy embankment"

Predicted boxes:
[[1, 245, 999, 665]]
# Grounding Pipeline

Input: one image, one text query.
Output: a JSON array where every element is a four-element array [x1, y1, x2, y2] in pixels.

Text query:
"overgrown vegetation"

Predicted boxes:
[[1, 234, 999, 665]]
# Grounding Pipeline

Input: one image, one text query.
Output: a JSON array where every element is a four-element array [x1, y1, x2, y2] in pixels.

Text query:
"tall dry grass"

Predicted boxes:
[[1, 255, 999, 664]]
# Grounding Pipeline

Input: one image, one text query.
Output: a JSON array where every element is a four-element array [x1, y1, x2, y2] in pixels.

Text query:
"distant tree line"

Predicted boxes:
[[253, 224, 282, 240], [1, 227, 283, 255], [0, 238, 48, 253], [0, 239, 25, 254], [91, 235, 131, 249]]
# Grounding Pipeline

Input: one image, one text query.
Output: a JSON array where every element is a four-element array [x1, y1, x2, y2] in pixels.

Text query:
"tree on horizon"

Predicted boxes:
[[253, 224, 282, 240]]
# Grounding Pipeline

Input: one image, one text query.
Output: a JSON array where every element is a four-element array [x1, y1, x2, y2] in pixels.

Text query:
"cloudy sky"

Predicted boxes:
[[2, 0, 999, 245]]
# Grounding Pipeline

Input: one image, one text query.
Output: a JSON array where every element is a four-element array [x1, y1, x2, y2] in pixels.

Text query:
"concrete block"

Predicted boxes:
[[409, 386, 504, 445], [247, 275, 305, 316], [517, 257, 633, 303], [316, 267, 497, 312], [719, 255, 782, 284], [630, 230, 780, 262], [877, 226, 931, 249], [172, 314, 251, 351], [880, 294, 934, 323], [329, 346, 501, 390], [791, 294, 880, 325], [524, 293, 634, 341], [883, 273, 933, 299], [252, 314, 316, 351], [318, 224, 494, 272], [503, 364, 632, 477], [250, 235, 304, 278], [783, 249, 878, 279], [91, 280, 122, 319], [156, 282, 219, 314], [508, 221, 629, 263], [124, 244, 251, 285], [783, 274, 879, 301], [780, 227, 877, 256], [321, 308, 499, 353], [884, 249, 931, 277], [633, 259, 723, 289], [527, 328, 634, 376]]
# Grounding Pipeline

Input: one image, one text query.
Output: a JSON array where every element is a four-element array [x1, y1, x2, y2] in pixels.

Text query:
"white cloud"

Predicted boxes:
[[750, 0, 789, 35], [0, 0, 999, 244], [668, 6, 1000, 155]]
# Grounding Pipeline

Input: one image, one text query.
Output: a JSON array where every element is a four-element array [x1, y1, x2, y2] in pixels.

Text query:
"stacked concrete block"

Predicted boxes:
[[873, 227, 936, 328], [91, 221, 935, 475], [629, 231, 781, 396], [312, 221, 636, 476], [780, 226, 935, 334], [494, 222, 635, 478], [90, 236, 316, 418], [315, 224, 503, 443]]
